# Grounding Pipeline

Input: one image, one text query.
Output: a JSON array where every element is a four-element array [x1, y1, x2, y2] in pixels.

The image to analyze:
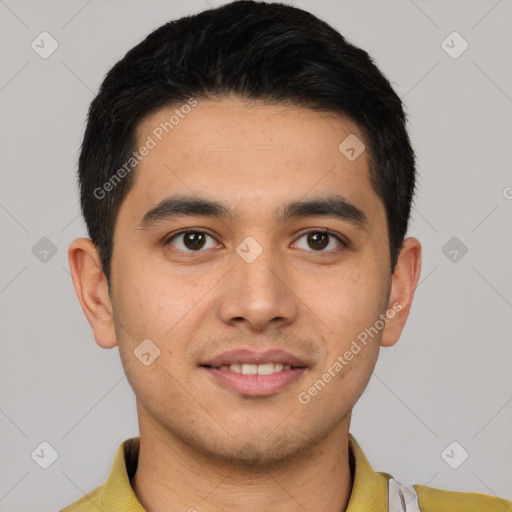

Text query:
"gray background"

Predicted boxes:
[[1, 0, 511, 510]]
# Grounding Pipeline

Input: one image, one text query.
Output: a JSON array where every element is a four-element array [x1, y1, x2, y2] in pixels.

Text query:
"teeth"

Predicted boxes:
[[257, 363, 275, 375], [241, 364, 258, 375], [218, 362, 293, 374]]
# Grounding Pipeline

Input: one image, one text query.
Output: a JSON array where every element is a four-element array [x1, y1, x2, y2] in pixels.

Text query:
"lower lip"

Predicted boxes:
[[202, 367, 307, 396]]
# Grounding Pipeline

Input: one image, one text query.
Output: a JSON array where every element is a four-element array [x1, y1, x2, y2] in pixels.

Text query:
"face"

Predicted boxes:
[[75, 97, 416, 467]]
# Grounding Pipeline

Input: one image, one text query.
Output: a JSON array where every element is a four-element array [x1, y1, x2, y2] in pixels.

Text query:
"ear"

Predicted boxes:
[[67, 238, 118, 348], [380, 236, 421, 348]]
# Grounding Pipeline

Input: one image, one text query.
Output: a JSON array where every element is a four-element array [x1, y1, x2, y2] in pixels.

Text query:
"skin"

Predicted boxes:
[[68, 96, 421, 512]]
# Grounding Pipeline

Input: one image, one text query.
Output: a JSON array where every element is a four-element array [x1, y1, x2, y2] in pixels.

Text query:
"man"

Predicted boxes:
[[63, 1, 512, 510]]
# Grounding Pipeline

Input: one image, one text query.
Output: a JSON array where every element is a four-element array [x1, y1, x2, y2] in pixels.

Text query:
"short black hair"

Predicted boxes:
[[78, 0, 416, 287]]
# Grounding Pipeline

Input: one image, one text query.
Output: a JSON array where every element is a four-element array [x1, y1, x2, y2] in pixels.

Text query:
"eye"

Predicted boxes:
[[166, 229, 219, 252], [165, 229, 347, 254], [292, 230, 346, 253]]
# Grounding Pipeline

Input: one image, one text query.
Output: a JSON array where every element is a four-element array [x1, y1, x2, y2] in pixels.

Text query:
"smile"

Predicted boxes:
[[201, 364, 307, 396], [206, 362, 293, 375]]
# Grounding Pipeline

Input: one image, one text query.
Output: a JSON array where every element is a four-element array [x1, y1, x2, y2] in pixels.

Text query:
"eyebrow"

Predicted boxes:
[[137, 193, 369, 230]]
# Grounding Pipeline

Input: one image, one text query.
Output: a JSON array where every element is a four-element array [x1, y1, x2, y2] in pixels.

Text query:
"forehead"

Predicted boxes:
[[118, 97, 383, 226]]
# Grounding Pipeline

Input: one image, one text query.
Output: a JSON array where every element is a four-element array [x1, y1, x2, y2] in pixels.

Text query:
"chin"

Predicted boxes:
[[186, 424, 320, 471], [206, 438, 304, 471]]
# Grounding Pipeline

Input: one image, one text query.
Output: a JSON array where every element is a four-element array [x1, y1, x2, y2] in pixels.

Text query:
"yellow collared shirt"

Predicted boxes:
[[60, 434, 512, 511]]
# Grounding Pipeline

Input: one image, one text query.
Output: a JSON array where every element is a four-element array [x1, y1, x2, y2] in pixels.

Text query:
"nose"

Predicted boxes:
[[216, 242, 299, 332]]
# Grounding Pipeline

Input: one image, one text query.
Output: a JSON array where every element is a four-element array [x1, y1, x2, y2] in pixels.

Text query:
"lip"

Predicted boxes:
[[201, 348, 309, 368], [200, 348, 309, 397], [202, 366, 307, 396]]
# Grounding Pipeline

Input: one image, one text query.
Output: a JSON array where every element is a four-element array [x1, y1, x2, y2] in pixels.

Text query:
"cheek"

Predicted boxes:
[[113, 254, 216, 351], [315, 260, 387, 333], [306, 258, 388, 397]]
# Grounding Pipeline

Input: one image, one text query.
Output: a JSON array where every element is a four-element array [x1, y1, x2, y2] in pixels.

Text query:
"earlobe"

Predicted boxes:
[[67, 238, 118, 349], [380, 237, 422, 348]]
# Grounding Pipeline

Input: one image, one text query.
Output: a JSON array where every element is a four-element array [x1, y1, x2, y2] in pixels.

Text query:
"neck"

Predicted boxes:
[[131, 412, 353, 512]]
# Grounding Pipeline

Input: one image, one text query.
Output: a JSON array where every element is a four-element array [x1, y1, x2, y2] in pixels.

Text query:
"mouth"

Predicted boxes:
[[203, 362, 297, 374], [199, 349, 309, 396]]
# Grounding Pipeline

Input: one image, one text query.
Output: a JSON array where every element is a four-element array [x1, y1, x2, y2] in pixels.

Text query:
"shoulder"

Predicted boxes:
[[415, 483, 512, 511], [59, 485, 102, 512]]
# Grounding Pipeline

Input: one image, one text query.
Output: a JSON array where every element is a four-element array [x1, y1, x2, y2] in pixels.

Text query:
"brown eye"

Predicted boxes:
[[293, 230, 345, 252], [307, 232, 329, 250], [183, 232, 206, 250], [167, 231, 218, 252]]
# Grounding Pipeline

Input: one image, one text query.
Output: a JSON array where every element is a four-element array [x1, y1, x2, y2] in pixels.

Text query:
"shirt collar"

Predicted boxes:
[[99, 433, 389, 511], [346, 433, 390, 511]]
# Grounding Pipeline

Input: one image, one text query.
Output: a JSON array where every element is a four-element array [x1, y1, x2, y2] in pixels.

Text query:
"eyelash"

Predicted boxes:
[[164, 228, 349, 254]]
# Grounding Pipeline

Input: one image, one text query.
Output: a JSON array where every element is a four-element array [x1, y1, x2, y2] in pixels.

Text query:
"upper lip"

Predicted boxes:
[[201, 349, 309, 368]]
